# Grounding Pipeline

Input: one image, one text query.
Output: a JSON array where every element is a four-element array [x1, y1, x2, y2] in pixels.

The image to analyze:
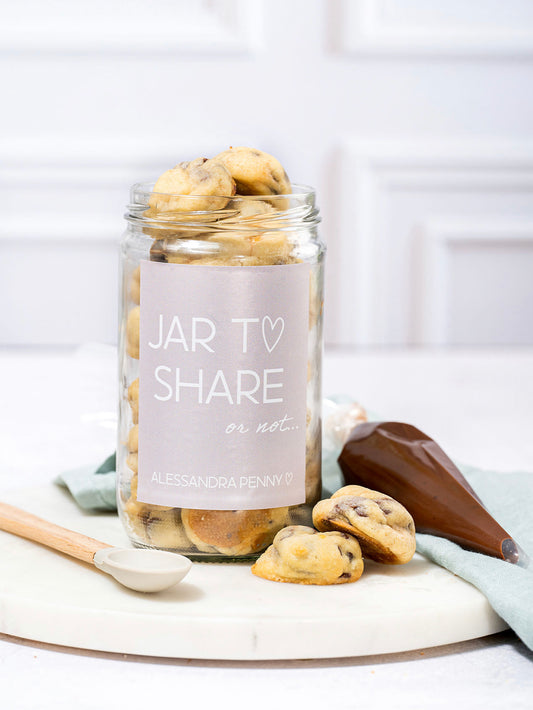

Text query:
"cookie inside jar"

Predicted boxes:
[[118, 148, 325, 561]]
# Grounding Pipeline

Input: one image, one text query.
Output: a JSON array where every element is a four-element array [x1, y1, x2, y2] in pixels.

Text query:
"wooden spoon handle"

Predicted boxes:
[[0, 501, 112, 564]]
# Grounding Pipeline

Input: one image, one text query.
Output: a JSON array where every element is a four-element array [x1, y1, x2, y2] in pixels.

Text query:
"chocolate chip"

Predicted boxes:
[[372, 499, 394, 515], [338, 572, 351, 579], [334, 500, 368, 519], [150, 240, 169, 262]]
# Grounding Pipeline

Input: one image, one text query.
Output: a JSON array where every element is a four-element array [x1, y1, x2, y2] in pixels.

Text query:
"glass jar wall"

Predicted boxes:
[[118, 184, 324, 561]]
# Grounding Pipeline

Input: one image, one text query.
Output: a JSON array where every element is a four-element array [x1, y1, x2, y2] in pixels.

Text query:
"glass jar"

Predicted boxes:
[[117, 183, 324, 561]]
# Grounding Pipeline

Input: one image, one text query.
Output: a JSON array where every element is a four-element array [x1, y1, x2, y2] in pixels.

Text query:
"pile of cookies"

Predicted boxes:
[[142, 147, 297, 268], [120, 146, 323, 557], [251, 485, 416, 585]]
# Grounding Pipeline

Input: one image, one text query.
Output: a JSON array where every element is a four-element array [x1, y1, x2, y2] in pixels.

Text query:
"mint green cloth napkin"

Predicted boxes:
[[55, 450, 533, 651], [55, 453, 117, 511]]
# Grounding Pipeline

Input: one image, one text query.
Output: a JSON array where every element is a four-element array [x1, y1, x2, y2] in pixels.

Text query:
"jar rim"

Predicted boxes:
[[125, 182, 320, 231], [129, 181, 315, 205]]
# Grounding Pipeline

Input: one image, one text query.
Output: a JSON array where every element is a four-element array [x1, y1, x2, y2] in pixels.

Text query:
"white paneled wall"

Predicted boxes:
[[337, 0, 533, 56], [334, 141, 533, 345], [417, 219, 533, 345], [2, 0, 533, 346], [1, 1, 259, 53]]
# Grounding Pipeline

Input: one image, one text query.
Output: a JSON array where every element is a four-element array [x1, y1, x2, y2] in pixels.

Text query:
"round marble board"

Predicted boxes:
[[0, 485, 507, 660]]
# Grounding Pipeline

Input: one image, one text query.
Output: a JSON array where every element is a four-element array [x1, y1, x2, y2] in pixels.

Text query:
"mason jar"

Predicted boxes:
[[117, 183, 325, 561]]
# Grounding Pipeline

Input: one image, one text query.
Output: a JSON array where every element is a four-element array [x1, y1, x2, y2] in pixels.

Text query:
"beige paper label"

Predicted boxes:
[[137, 261, 309, 510]]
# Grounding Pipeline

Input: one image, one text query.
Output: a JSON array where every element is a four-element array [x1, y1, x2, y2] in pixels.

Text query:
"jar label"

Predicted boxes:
[[137, 261, 310, 510]]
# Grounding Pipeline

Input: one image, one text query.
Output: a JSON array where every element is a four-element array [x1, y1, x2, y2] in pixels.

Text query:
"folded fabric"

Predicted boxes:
[[55, 448, 533, 651], [55, 453, 117, 512]]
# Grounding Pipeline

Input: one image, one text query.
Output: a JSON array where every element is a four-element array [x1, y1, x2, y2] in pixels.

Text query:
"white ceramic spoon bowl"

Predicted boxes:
[[94, 548, 192, 592]]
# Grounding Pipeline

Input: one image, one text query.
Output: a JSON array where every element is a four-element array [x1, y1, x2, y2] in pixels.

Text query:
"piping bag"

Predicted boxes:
[[338, 421, 529, 566]]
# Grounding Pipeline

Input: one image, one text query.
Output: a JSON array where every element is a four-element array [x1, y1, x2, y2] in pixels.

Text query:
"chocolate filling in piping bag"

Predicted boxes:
[[338, 421, 529, 566]]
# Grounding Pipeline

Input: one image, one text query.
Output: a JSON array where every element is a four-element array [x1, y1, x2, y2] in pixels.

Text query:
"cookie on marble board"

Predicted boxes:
[[251, 525, 364, 585], [313, 485, 416, 564]]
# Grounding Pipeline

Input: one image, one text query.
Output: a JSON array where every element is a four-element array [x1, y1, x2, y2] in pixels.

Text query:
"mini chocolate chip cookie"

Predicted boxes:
[[251, 525, 364, 585], [122, 475, 189, 549], [214, 147, 291, 196], [181, 507, 289, 556], [149, 157, 236, 213], [313, 485, 416, 564], [123, 501, 190, 549]]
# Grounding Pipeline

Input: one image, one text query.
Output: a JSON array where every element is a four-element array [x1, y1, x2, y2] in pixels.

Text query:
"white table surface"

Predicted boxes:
[[0, 344, 532, 709]]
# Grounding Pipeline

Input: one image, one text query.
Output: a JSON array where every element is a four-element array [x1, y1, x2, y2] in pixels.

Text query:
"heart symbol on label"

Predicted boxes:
[[262, 316, 285, 353], [285, 472, 293, 485]]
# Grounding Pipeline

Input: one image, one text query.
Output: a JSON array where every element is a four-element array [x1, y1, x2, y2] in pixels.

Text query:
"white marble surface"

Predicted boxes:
[[0, 486, 507, 661], [0, 345, 532, 708]]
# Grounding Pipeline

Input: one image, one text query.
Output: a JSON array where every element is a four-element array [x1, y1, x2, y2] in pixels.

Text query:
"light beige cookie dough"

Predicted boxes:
[[250, 231, 293, 263], [124, 501, 189, 549], [143, 210, 219, 241], [313, 485, 416, 564], [225, 198, 277, 220], [210, 230, 293, 263], [130, 266, 141, 305], [123, 473, 189, 548], [181, 507, 289, 556], [126, 452, 138, 474], [304, 457, 321, 505], [128, 425, 138, 452], [308, 270, 323, 329], [151, 230, 294, 266], [149, 157, 235, 213], [214, 147, 292, 196], [128, 378, 139, 424], [251, 525, 364, 585], [175, 254, 264, 267], [149, 237, 190, 263], [128, 474, 173, 512], [126, 306, 140, 359]]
